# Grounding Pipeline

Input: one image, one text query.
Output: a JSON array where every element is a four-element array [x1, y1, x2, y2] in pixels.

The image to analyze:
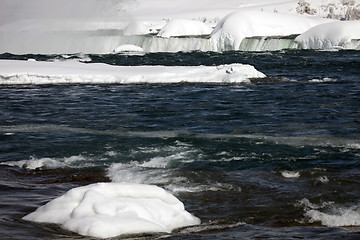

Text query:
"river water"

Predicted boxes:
[[1, 50, 360, 239]]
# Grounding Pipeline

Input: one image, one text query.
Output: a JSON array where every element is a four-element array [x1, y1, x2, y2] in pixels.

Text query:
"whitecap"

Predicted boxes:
[[346, 143, 360, 150], [281, 170, 300, 178], [296, 198, 334, 210], [309, 77, 337, 83], [2, 155, 87, 170], [295, 198, 360, 227], [305, 207, 360, 227], [315, 176, 329, 184]]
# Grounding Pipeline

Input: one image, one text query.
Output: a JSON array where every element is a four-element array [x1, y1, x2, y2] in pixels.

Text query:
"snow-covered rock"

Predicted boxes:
[[113, 44, 144, 53], [22, 183, 200, 238], [157, 19, 212, 38], [123, 21, 150, 35], [210, 10, 334, 51], [295, 20, 360, 49]]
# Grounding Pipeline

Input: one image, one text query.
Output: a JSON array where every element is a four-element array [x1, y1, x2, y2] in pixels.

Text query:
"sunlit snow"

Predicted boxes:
[[1, 0, 359, 53], [22, 183, 200, 238], [0, 60, 266, 85]]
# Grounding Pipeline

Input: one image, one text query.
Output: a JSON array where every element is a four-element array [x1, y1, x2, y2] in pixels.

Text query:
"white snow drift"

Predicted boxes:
[[157, 19, 213, 38], [295, 20, 360, 49], [22, 182, 200, 238], [210, 10, 334, 51], [0, 60, 266, 85], [2, 0, 360, 53]]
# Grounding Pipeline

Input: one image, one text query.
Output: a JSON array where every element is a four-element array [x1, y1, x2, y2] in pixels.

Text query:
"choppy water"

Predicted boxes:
[[1, 50, 360, 239]]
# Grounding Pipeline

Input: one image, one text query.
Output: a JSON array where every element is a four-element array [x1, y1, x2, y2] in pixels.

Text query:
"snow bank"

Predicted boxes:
[[157, 19, 212, 38], [2, 0, 359, 53], [0, 60, 266, 85], [295, 20, 360, 49], [210, 10, 334, 51], [23, 183, 200, 238]]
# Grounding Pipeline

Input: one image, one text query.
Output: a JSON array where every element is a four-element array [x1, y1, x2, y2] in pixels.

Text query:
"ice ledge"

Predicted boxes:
[[0, 60, 266, 85]]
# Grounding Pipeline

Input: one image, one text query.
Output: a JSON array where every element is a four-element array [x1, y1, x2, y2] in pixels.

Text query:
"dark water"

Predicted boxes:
[[1, 50, 360, 239]]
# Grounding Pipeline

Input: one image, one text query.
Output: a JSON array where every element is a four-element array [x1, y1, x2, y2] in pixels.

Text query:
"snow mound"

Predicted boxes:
[[0, 60, 266, 85], [22, 182, 200, 238], [295, 20, 360, 49], [210, 10, 334, 51], [123, 21, 150, 36], [157, 19, 212, 38], [113, 44, 144, 53]]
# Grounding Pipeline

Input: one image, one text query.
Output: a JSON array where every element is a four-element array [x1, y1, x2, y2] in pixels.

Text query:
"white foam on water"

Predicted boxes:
[[296, 198, 334, 210], [281, 170, 300, 178], [108, 157, 187, 185], [180, 221, 246, 234], [105, 151, 117, 157], [167, 182, 240, 194], [1, 155, 87, 170], [0, 60, 266, 85], [107, 144, 239, 193], [346, 143, 360, 150], [316, 176, 329, 184], [305, 207, 360, 227], [296, 198, 360, 227], [309, 77, 337, 83], [22, 182, 200, 238], [107, 145, 197, 186]]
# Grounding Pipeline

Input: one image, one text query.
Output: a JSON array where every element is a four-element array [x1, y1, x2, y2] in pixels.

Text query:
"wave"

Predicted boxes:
[[281, 171, 300, 178], [297, 198, 360, 227], [305, 208, 360, 227], [1, 155, 90, 170], [106, 143, 240, 194], [0, 60, 266, 85]]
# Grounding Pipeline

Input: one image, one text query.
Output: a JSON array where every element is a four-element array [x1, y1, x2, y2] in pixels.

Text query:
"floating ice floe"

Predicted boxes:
[[22, 182, 200, 238], [0, 60, 266, 85]]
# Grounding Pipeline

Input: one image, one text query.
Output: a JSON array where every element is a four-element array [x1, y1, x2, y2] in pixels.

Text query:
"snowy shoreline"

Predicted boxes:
[[1, 0, 360, 53]]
